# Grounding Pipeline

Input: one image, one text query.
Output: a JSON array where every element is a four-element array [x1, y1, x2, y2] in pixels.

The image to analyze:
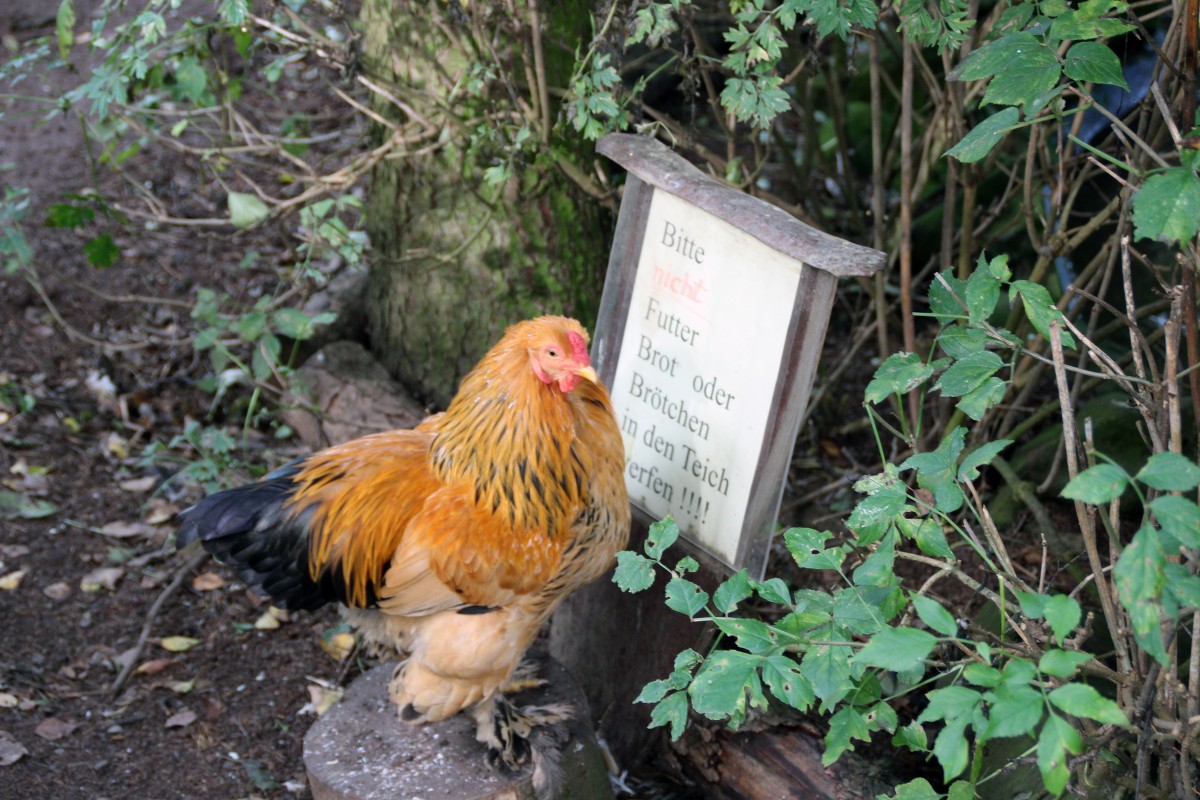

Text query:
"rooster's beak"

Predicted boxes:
[[575, 366, 599, 384]]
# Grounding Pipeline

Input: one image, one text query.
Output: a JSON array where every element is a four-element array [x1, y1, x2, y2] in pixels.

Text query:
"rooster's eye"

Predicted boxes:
[[546, 348, 559, 358]]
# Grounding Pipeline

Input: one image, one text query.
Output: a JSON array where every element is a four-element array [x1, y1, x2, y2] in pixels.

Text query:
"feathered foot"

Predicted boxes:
[[475, 695, 573, 800]]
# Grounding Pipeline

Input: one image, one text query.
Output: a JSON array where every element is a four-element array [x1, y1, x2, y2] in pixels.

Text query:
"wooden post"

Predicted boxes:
[[549, 134, 885, 766]]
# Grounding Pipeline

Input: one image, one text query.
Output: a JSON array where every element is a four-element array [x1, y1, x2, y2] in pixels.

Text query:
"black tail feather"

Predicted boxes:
[[176, 465, 334, 611]]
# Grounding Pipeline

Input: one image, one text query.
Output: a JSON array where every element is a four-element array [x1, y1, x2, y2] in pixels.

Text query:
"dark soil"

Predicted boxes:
[[0, 5, 345, 798]]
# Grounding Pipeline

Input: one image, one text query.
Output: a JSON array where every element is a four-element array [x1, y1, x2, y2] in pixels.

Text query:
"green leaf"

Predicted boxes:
[[173, 56, 209, 104], [689, 650, 763, 723], [897, 515, 954, 559], [965, 264, 1001, 323], [1043, 594, 1082, 644], [900, 427, 967, 512], [982, 40, 1060, 108], [946, 107, 1021, 163], [645, 516, 680, 559], [853, 531, 896, 587], [985, 683, 1044, 740], [83, 234, 120, 268], [754, 577, 792, 605], [801, 642, 854, 706], [634, 679, 670, 704], [665, 577, 709, 618], [1125, 599, 1169, 664], [45, 203, 93, 228], [712, 618, 781, 654], [935, 351, 1004, 398], [1163, 562, 1200, 611], [613, 551, 656, 593], [950, 32, 1033, 80], [1039, 649, 1092, 678], [228, 191, 270, 228], [885, 778, 939, 800], [713, 569, 753, 613], [823, 706, 871, 765], [847, 483, 907, 545], [959, 439, 1014, 481], [865, 352, 934, 403], [957, 376, 1007, 421], [761, 654, 814, 711], [852, 626, 938, 673], [1149, 495, 1200, 549], [648, 690, 689, 740], [911, 594, 958, 637], [785, 528, 846, 570], [1113, 525, 1165, 606], [930, 272, 968, 323], [1133, 167, 1200, 245], [893, 721, 928, 752], [1061, 463, 1129, 504], [1137, 453, 1200, 491], [1037, 714, 1082, 796], [1063, 41, 1129, 89], [1050, 10, 1135, 40], [938, 325, 988, 359], [918, 685, 982, 724], [56, 0, 75, 59], [932, 717, 971, 782], [1010, 280, 1076, 348], [963, 663, 1002, 687], [1048, 683, 1129, 726]]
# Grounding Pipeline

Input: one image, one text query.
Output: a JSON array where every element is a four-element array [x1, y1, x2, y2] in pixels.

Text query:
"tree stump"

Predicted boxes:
[[304, 657, 613, 800]]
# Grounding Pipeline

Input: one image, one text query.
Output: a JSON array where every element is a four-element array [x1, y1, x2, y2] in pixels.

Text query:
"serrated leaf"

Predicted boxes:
[[946, 107, 1021, 163], [801, 642, 853, 706], [1126, 598, 1169, 664], [918, 685, 983, 724], [1113, 525, 1165, 606], [1038, 714, 1082, 795], [957, 376, 1007, 421], [959, 439, 1014, 481], [1048, 683, 1129, 726], [963, 663, 1002, 687], [1063, 41, 1129, 89], [713, 569, 753, 613], [1132, 168, 1200, 245], [865, 352, 934, 403], [645, 516, 680, 559], [900, 427, 967, 513], [985, 682, 1044, 739], [1050, 12, 1135, 40], [936, 351, 1004, 398], [894, 720, 928, 752], [648, 690, 689, 740], [662, 578, 705, 618], [823, 706, 871, 765], [852, 626, 938, 673], [761, 654, 813, 711], [613, 551, 656, 593], [912, 594, 958, 636], [1010, 280, 1076, 348], [688, 650, 762, 722], [853, 530, 896, 587], [847, 486, 906, 545], [785, 527, 846, 570], [1163, 562, 1200, 611], [981, 40, 1060, 107], [1039, 649, 1092, 678], [712, 618, 780, 654], [1043, 594, 1082, 644], [938, 325, 988, 359], [932, 717, 971, 781], [886, 778, 940, 800], [1137, 453, 1200, 491], [897, 515, 954, 559], [950, 32, 1034, 80], [754, 577, 792, 605], [1061, 463, 1129, 504], [83, 234, 120, 268], [930, 272, 968, 323], [228, 191, 269, 228], [1149, 495, 1200, 549], [965, 266, 1001, 323], [634, 679, 670, 704]]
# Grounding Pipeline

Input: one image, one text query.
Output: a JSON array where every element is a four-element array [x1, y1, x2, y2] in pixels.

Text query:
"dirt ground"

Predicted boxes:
[[0, 6, 350, 799]]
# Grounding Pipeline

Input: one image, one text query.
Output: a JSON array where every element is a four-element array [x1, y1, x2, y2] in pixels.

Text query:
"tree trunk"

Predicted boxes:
[[359, 0, 609, 407]]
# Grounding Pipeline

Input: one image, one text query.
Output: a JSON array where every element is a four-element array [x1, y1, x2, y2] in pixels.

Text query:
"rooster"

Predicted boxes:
[[176, 316, 630, 784]]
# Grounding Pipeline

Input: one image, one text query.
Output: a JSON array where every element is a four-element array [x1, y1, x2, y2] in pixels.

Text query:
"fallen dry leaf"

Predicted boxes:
[[42, 581, 70, 601], [253, 606, 289, 630], [118, 476, 156, 493], [102, 432, 130, 460], [0, 570, 26, 591], [80, 566, 124, 593], [164, 709, 197, 728], [304, 685, 343, 717], [158, 636, 202, 653], [0, 693, 18, 708], [144, 498, 179, 525], [0, 545, 29, 560], [164, 679, 196, 695], [34, 718, 79, 741], [0, 730, 26, 766], [99, 521, 157, 539], [135, 658, 177, 676], [191, 572, 225, 592]]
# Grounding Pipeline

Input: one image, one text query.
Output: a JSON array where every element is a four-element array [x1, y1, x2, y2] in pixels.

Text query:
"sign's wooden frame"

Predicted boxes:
[[592, 133, 886, 577]]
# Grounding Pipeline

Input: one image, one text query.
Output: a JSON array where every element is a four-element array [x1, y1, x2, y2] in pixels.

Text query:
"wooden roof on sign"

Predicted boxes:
[[597, 133, 886, 278]]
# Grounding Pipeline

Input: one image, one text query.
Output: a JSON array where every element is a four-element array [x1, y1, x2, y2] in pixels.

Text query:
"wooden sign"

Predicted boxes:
[[591, 133, 885, 576]]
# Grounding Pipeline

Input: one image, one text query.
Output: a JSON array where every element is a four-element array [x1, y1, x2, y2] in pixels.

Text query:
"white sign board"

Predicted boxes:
[[611, 191, 802, 567], [591, 134, 885, 576]]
